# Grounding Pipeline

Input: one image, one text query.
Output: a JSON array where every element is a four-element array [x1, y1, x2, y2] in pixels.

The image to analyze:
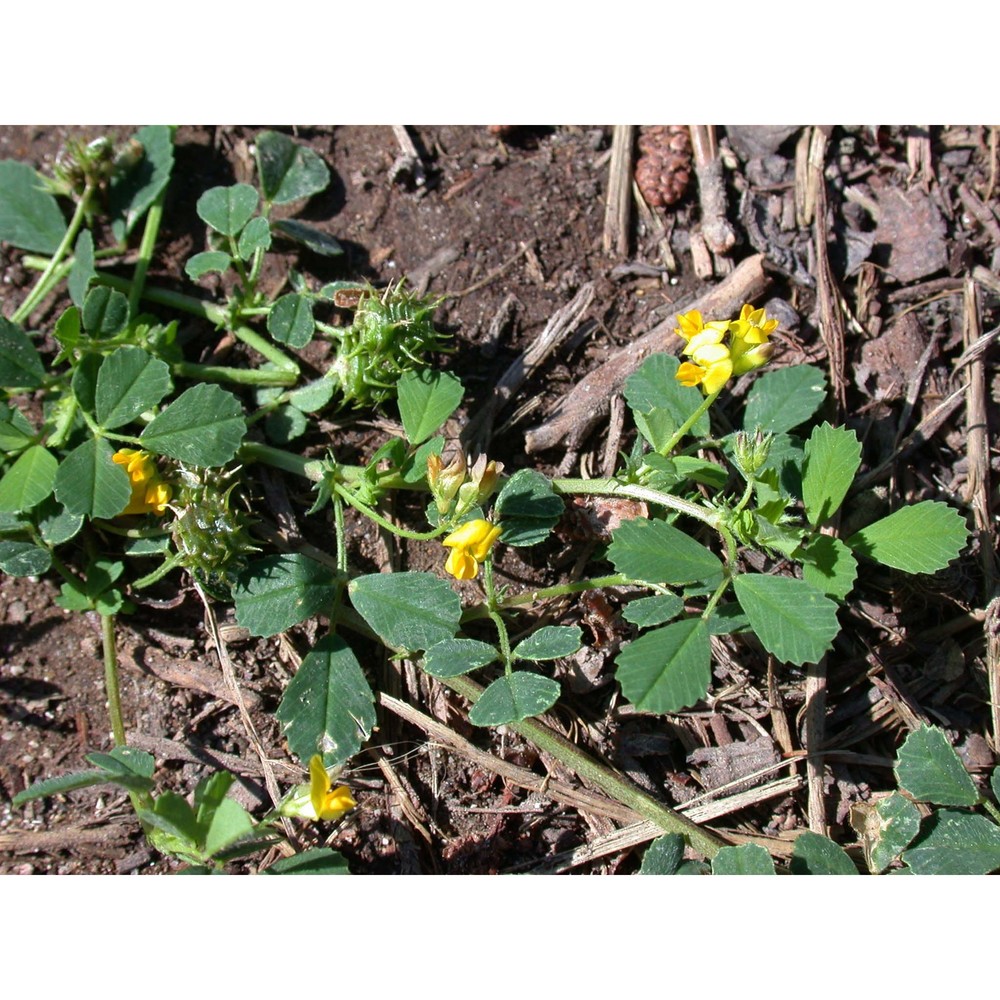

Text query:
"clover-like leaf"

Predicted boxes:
[[233, 554, 339, 637], [608, 518, 723, 586], [790, 831, 858, 874], [0, 317, 45, 389], [95, 347, 172, 430], [848, 501, 968, 574], [267, 293, 315, 348], [255, 130, 330, 205], [68, 230, 96, 308], [185, 250, 232, 280], [350, 572, 461, 652], [743, 365, 827, 435], [422, 638, 500, 678], [615, 617, 711, 713], [894, 725, 979, 806], [494, 469, 564, 547], [902, 811, 1000, 875], [802, 422, 861, 525], [197, 183, 259, 236], [624, 353, 709, 440], [273, 219, 343, 256], [467, 672, 561, 727], [0, 159, 66, 253], [0, 446, 57, 513], [638, 834, 685, 874], [276, 634, 376, 769], [53, 437, 131, 519], [711, 843, 776, 875], [109, 125, 175, 240], [397, 369, 464, 445], [140, 383, 246, 466], [512, 625, 582, 661], [733, 574, 839, 665]]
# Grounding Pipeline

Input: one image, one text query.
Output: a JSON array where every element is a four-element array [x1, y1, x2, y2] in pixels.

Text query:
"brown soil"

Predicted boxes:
[[1, 125, 997, 874]]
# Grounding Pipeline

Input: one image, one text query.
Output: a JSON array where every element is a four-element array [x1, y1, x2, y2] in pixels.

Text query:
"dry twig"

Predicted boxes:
[[962, 279, 1000, 746], [603, 125, 634, 257], [690, 125, 736, 256]]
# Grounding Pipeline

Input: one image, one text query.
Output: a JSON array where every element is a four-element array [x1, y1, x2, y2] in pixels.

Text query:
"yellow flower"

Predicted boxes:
[[112, 449, 172, 515], [442, 518, 502, 580], [309, 755, 357, 822], [731, 303, 779, 341], [277, 755, 357, 822], [729, 303, 777, 376], [676, 342, 733, 394], [675, 309, 730, 349]]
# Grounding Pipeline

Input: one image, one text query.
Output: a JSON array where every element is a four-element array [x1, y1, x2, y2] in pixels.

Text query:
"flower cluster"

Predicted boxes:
[[442, 518, 502, 580], [675, 303, 777, 394], [427, 451, 503, 520], [112, 449, 172, 515]]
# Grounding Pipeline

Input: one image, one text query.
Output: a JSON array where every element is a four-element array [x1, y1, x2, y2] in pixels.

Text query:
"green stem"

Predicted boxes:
[[128, 183, 168, 317], [330, 480, 446, 541], [497, 573, 634, 609], [11, 183, 95, 324], [131, 551, 186, 590], [483, 560, 513, 672], [659, 387, 721, 456], [333, 495, 347, 574], [231, 324, 299, 373], [172, 360, 298, 387], [983, 798, 1000, 825], [552, 477, 721, 530], [443, 673, 727, 858], [101, 614, 126, 746], [97, 272, 229, 324], [239, 440, 317, 479], [731, 477, 756, 516]]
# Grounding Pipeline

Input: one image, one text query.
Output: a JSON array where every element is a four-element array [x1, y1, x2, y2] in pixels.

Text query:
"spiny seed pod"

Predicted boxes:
[[328, 282, 449, 408], [635, 125, 693, 208], [170, 465, 257, 598]]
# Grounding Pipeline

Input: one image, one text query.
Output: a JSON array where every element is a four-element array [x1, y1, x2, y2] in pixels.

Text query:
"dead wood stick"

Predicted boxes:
[[962, 279, 1000, 747], [390, 125, 426, 188], [811, 132, 848, 414], [378, 691, 639, 824], [195, 584, 290, 833], [603, 125, 635, 257], [524, 253, 770, 454], [690, 125, 736, 255], [804, 656, 829, 835], [464, 281, 595, 451]]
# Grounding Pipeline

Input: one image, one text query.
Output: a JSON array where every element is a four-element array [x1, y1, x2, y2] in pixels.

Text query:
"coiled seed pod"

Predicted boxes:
[[328, 283, 449, 408], [170, 465, 257, 598]]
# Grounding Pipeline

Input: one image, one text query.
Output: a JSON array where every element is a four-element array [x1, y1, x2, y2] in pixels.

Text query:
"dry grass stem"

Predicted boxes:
[[603, 125, 634, 257], [962, 279, 1000, 746]]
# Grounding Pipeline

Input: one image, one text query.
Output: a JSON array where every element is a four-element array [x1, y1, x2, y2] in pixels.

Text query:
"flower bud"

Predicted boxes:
[[427, 451, 467, 515], [732, 428, 774, 476]]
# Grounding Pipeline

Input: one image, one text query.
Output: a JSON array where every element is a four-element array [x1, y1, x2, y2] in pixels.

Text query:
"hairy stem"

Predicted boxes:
[[101, 614, 126, 746]]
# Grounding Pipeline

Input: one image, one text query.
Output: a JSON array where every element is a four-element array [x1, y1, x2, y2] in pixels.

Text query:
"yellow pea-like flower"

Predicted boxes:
[[442, 518, 502, 580], [112, 449, 172, 516]]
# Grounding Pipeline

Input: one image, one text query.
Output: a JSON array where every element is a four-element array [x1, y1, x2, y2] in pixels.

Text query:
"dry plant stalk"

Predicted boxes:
[[603, 125, 635, 257], [690, 125, 736, 256], [811, 130, 848, 413], [962, 279, 1000, 746], [525, 254, 770, 453]]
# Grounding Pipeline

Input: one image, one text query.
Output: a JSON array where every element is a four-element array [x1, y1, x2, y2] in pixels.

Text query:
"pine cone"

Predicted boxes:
[[635, 125, 692, 208]]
